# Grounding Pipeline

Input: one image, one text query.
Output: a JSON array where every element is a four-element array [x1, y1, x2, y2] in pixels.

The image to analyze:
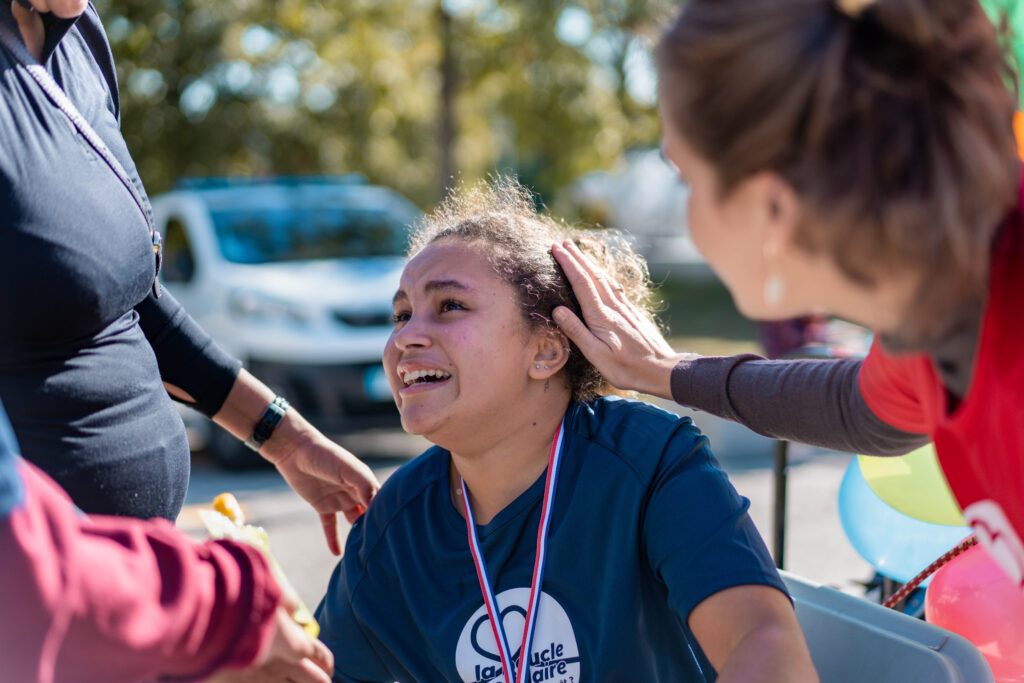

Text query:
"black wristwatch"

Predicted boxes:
[[245, 396, 290, 452]]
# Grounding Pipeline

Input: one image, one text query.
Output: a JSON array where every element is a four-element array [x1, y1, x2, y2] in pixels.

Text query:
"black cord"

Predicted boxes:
[[12, 0, 35, 11]]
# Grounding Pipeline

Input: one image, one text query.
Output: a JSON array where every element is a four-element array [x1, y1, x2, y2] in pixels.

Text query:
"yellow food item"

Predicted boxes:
[[213, 492, 245, 525], [200, 493, 320, 639]]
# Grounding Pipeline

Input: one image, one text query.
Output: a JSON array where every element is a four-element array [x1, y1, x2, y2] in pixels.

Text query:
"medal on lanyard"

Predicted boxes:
[[462, 418, 566, 683]]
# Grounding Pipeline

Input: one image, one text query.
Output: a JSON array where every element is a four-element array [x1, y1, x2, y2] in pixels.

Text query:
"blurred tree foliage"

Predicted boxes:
[[982, 0, 1024, 106], [95, 0, 671, 207]]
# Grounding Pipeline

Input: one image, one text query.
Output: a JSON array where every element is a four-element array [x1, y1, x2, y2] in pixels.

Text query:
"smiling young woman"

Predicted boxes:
[[387, 238, 571, 524], [313, 178, 818, 683]]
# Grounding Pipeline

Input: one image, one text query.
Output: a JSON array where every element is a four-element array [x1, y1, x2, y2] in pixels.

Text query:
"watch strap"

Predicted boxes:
[[245, 396, 290, 452]]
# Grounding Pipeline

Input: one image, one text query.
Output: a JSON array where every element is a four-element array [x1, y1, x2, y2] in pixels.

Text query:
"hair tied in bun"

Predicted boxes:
[[835, 0, 877, 18]]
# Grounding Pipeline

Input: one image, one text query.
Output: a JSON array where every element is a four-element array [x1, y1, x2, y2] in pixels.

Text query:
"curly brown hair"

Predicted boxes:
[[407, 177, 659, 402]]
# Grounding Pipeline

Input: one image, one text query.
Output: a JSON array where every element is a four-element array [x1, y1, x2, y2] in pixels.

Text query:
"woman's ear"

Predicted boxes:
[[528, 330, 570, 379], [755, 171, 801, 257]]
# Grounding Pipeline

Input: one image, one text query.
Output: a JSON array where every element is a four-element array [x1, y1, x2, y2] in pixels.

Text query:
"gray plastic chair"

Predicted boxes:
[[781, 572, 993, 682]]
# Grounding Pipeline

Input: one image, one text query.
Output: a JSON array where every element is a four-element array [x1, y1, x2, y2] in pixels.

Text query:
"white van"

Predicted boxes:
[[151, 176, 418, 467]]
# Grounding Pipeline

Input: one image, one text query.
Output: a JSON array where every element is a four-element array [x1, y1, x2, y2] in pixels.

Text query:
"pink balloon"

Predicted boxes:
[[926, 543, 1024, 682]]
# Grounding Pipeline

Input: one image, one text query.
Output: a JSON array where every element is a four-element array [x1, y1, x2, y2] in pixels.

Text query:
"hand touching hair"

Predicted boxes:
[[407, 177, 662, 402]]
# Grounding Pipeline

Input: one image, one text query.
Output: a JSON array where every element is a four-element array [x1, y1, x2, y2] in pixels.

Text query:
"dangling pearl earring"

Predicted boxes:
[[762, 241, 785, 307], [763, 272, 784, 307]]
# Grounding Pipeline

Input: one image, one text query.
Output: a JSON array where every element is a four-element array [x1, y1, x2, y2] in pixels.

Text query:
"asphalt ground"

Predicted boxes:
[[176, 410, 875, 613]]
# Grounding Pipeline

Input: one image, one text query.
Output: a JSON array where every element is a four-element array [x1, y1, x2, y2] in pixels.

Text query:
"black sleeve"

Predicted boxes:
[[78, 4, 120, 119], [670, 355, 929, 456], [135, 289, 242, 418]]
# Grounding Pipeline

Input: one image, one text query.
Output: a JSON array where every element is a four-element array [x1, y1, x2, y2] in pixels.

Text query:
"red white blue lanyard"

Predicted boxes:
[[461, 419, 566, 683]]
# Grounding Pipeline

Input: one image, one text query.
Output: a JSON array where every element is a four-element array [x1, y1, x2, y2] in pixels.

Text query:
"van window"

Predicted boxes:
[[204, 188, 419, 264], [162, 217, 196, 283]]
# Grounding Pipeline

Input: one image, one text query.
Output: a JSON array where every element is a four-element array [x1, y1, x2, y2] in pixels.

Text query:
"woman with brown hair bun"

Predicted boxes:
[[553, 0, 1024, 587]]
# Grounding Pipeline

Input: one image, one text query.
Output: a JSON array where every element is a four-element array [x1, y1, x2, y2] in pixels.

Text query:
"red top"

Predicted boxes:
[[859, 192, 1024, 589], [0, 459, 281, 682]]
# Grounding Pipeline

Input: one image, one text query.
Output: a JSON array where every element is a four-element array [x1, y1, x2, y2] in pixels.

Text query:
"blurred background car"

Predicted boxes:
[[562, 147, 710, 282], [152, 175, 420, 468]]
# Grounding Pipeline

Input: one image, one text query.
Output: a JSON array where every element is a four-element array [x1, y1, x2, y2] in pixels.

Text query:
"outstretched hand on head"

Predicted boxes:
[[551, 240, 689, 400]]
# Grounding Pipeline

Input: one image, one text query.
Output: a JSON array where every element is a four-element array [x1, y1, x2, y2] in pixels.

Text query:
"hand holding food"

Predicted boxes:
[[201, 493, 319, 638]]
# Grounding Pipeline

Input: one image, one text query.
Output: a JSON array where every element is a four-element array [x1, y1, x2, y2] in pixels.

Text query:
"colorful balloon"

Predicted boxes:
[[926, 543, 1024, 682], [839, 458, 972, 584], [858, 444, 964, 527]]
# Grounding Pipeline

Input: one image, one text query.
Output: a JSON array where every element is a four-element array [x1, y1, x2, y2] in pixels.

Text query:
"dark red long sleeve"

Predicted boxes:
[[0, 460, 281, 683]]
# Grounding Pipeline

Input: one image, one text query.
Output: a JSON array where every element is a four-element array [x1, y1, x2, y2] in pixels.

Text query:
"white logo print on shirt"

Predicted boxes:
[[454, 587, 581, 683], [964, 499, 1024, 588]]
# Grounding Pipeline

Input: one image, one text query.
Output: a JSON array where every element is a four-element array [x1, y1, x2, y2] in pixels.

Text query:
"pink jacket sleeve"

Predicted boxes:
[[0, 459, 282, 683]]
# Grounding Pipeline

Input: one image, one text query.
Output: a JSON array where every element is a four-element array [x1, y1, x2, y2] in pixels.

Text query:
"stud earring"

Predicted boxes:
[[535, 364, 541, 369], [543, 365, 549, 369]]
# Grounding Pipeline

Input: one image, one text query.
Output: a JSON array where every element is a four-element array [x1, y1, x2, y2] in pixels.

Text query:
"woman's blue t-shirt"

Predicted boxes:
[[316, 396, 786, 682]]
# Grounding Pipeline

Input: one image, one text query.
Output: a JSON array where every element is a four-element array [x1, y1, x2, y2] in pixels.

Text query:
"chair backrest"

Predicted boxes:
[[781, 572, 992, 683]]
